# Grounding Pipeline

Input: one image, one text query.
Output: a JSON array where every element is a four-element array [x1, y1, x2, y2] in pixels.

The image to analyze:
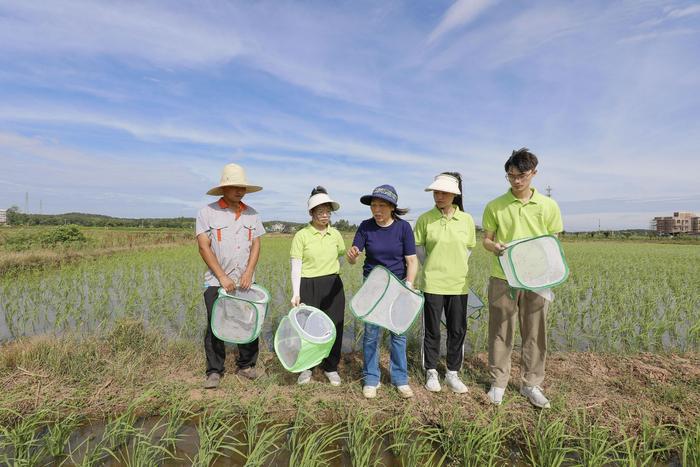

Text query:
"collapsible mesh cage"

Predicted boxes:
[[350, 265, 424, 335], [440, 288, 485, 326], [499, 235, 569, 290], [274, 305, 336, 372], [211, 285, 270, 344]]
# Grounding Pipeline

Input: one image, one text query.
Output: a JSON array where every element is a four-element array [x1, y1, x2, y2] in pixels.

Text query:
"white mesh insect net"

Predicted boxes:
[[350, 266, 424, 335], [274, 305, 336, 372], [211, 285, 269, 344], [499, 235, 569, 290]]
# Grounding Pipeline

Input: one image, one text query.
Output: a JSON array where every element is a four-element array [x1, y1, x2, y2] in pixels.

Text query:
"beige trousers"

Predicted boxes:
[[488, 277, 549, 388]]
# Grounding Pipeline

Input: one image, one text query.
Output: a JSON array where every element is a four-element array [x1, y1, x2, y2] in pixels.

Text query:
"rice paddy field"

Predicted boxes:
[[0, 228, 699, 466]]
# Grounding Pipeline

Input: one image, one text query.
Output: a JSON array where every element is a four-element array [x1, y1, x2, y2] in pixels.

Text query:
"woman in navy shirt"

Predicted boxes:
[[347, 184, 418, 399]]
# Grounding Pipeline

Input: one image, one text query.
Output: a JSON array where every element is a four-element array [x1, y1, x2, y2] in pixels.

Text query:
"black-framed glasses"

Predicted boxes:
[[505, 171, 533, 182]]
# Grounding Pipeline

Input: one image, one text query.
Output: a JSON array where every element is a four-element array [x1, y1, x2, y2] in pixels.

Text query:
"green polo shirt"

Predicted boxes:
[[482, 188, 563, 280], [290, 224, 346, 278], [414, 206, 477, 295]]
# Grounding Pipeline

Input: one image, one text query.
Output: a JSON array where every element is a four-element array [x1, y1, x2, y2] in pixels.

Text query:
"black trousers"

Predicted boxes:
[[422, 292, 469, 372], [204, 286, 259, 376], [300, 274, 345, 372]]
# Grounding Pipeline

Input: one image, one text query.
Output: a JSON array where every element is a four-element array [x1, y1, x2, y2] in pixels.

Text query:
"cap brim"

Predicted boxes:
[[360, 195, 373, 205]]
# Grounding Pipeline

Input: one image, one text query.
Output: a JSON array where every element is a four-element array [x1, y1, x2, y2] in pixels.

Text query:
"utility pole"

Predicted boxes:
[[545, 185, 552, 197], [25, 192, 29, 213], [39, 199, 43, 214]]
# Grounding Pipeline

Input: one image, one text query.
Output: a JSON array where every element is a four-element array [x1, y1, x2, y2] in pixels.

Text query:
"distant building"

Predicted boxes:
[[653, 211, 700, 235], [268, 222, 285, 233], [0, 209, 6, 225]]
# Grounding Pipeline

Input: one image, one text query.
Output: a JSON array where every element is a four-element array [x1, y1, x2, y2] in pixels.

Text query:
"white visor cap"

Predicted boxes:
[[425, 174, 461, 195], [308, 193, 340, 212]]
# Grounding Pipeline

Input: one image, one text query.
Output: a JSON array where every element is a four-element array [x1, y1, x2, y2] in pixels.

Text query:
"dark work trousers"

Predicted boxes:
[[422, 292, 469, 372], [300, 274, 345, 372], [204, 286, 259, 376]]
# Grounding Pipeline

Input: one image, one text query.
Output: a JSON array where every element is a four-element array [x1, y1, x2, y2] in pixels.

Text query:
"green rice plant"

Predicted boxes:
[[615, 420, 679, 466], [679, 420, 700, 467], [438, 411, 510, 466], [520, 413, 571, 467], [230, 395, 287, 466], [189, 405, 237, 467], [45, 412, 82, 458], [345, 410, 390, 467], [570, 411, 629, 467], [106, 417, 178, 467], [0, 408, 49, 466], [387, 411, 445, 466], [287, 409, 345, 466]]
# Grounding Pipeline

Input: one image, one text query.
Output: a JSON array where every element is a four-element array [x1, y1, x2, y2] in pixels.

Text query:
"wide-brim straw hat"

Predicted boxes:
[[360, 184, 399, 206], [425, 174, 461, 195], [207, 163, 263, 196], [308, 193, 340, 212]]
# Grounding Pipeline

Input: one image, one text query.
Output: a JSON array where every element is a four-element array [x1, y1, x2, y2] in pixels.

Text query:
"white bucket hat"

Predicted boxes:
[[425, 173, 461, 195], [207, 163, 263, 196], [308, 193, 340, 212]]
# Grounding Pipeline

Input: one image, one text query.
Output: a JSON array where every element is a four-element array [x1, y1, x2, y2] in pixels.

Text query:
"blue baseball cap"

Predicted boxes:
[[360, 184, 398, 206]]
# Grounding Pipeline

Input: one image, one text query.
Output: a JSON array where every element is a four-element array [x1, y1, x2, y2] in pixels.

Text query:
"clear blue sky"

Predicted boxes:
[[1, 0, 698, 230]]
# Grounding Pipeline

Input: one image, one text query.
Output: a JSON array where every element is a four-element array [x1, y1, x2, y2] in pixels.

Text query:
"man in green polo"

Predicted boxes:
[[482, 148, 563, 408]]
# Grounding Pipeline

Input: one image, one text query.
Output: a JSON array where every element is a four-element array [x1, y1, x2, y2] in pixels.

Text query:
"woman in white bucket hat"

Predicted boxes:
[[195, 163, 265, 389], [289, 187, 347, 386], [414, 172, 476, 395]]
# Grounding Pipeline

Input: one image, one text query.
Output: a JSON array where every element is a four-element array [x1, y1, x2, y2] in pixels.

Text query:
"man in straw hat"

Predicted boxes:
[[195, 163, 265, 389], [482, 148, 563, 408]]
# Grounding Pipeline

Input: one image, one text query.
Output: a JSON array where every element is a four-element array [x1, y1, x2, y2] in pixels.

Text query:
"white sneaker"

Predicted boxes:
[[396, 385, 414, 399], [520, 385, 551, 408], [363, 383, 380, 399], [425, 369, 441, 392], [487, 386, 505, 405], [324, 371, 341, 386], [297, 370, 312, 385], [445, 371, 468, 394]]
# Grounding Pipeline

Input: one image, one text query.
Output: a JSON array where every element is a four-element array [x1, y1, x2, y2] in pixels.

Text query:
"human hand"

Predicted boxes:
[[346, 246, 361, 264], [219, 276, 236, 293], [291, 295, 301, 307], [239, 271, 253, 289]]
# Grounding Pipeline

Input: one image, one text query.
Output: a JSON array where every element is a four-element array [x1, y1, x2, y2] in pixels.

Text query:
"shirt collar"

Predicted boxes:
[[307, 223, 332, 236], [432, 204, 465, 220], [506, 188, 541, 205], [218, 198, 247, 219]]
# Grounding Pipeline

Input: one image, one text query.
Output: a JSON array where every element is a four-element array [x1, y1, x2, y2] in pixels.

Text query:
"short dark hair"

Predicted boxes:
[[311, 186, 327, 196], [504, 148, 538, 173]]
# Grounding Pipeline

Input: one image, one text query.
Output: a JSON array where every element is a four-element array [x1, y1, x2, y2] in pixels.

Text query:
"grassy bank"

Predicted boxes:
[[0, 325, 698, 465]]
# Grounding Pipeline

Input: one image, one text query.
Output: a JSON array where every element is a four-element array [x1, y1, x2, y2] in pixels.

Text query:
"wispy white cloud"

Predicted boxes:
[[427, 0, 498, 44]]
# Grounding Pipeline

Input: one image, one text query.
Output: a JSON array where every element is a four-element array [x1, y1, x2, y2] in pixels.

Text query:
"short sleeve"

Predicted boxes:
[[335, 230, 346, 257], [413, 215, 426, 246], [352, 223, 366, 251], [290, 231, 304, 259], [195, 208, 209, 237], [465, 215, 477, 249], [546, 201, 564, 234], [253, 215, 266, 239], [402, 221, 417, 256], [482, 203, 497, 233]]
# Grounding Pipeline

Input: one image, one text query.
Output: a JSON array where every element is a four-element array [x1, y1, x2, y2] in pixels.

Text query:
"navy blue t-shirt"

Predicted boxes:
[[352, 218, 416, 279]]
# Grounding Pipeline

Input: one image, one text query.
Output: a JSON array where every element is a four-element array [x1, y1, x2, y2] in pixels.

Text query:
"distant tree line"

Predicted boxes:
[[4, 207, 194, 229], [4, 207, 359, 231]]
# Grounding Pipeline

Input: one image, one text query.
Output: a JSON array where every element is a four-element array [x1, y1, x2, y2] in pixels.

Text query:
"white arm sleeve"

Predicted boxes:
[[416, 245, 426, 265], [467, 248, 472, 260], [338, 255, 346, 266], [291, 258, 302, 298]]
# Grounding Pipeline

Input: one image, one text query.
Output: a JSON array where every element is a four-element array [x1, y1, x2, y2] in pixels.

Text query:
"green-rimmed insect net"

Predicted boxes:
[[274, 305, 336, 372], [350, 265, 424, 335], [499, 235, 569, 292], [211, 285, 270, 344]]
